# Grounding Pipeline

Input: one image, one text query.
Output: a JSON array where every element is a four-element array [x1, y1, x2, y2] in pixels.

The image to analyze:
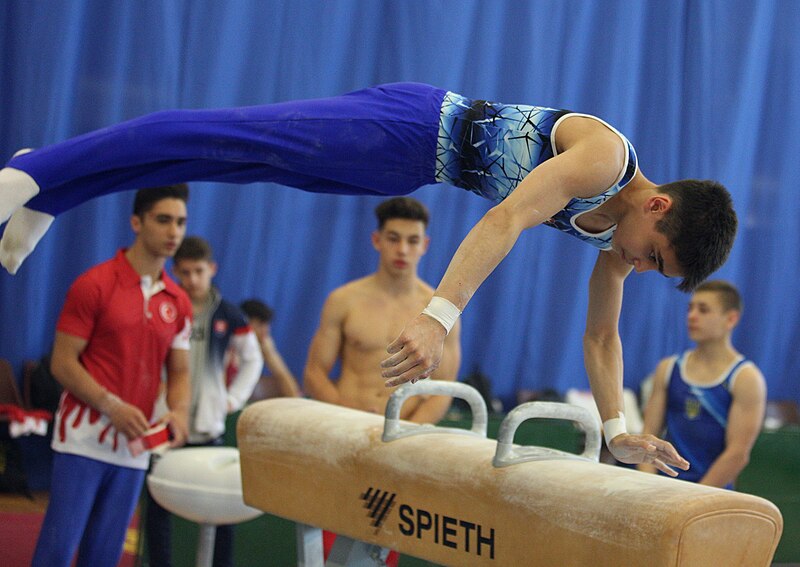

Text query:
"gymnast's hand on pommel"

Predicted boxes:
[[381, 314, 446, 387], [608, 434, 690, 477]]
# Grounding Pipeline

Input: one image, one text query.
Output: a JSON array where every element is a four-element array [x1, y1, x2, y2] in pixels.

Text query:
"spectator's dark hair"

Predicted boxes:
[[240, 299, 274, 323], [375, 197, 429, 229], [655, 179, 737, 292], [695, 279, 743, 314], [133, 183, 189, 217], [174, 236, 213, 263]]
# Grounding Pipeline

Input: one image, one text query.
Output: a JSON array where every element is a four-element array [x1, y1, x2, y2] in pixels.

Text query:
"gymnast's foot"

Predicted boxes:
[[0, 206, 54, 274], [0, 149, 40, 226]]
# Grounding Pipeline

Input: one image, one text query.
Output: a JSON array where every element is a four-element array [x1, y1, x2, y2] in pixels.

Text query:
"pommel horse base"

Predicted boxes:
[[238, 381, 783, 566]]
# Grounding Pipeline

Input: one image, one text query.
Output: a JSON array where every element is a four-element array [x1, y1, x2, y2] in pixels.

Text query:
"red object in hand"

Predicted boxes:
[[128, 423, 171, 457]]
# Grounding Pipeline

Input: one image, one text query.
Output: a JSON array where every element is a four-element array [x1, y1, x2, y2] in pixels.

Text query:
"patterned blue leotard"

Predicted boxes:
[[435, 91, 638, 250], [6, 83, 637, 251]]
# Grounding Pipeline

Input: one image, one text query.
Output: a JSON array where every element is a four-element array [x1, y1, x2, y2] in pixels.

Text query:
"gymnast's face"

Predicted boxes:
[[173, 258, 217, 302], [372, 218, 429, 277], [131, 198, 187, 260], [687, 291, 738, 342], [611, 196, 682, 278]]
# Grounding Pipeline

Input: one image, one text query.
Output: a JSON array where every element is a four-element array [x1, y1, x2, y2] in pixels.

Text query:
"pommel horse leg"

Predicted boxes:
[[295, 524, 323, 567], [295, 523, 391, 567], [292, 381, 489, 566]]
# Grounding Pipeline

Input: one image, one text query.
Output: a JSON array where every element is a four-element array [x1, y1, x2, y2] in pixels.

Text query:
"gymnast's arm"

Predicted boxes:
[[699, 365, 766, 488], [404, 318, 462, 424], [162, 347, 190, 447], [50, 331, 149, 440], [637, 358, 672, 474], [382, 131, 625, 386], [584, 252, 688, 475], [226, 328, 266, 410], [303, 290, 348, 405], [259, 330, 302, 398]]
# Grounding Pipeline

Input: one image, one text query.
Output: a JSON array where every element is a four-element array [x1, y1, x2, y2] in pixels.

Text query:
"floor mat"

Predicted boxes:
[[0, 510, 139, 566]]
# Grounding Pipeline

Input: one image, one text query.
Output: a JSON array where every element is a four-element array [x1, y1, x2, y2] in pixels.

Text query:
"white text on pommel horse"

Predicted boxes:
[[398, 504, 496, 559]]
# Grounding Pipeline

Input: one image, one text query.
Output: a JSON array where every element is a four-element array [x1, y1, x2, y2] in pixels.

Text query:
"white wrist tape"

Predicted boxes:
[[603, 411, 627, 446], [421, 296, 461, 335]]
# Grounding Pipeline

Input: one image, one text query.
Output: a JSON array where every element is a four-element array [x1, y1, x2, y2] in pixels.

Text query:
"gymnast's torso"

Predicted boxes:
[[663, 351, 751, 488], [434, 89, 639, 250], [331, 275, 433, 418]]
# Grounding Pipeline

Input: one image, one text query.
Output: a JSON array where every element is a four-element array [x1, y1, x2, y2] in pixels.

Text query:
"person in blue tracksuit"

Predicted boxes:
[[146, 235, 263, 567]]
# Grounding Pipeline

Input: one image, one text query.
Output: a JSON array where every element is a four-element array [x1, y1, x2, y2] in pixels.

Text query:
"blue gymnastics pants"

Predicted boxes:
[[7, 83, 446, 216], [32, 452, 146, 567]]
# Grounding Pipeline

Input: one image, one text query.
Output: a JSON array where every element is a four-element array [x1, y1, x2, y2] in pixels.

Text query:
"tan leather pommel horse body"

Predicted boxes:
[[238, 382, 782, 567]]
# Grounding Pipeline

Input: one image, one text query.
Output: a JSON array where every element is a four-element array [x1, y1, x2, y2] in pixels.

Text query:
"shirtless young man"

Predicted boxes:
[[304, 197, 461, 423], [0, 83, 738, 472]]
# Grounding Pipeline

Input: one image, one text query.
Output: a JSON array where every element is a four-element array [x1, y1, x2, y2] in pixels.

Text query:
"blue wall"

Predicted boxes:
[[1, 0, 798, 409]]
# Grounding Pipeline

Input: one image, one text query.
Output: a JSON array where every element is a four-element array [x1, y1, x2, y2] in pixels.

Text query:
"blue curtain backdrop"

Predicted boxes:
[[1, 0, 798, 409]]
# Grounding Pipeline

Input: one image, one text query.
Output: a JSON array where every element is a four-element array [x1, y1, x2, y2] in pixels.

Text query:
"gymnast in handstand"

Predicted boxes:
[[0, 82, 737, 473]]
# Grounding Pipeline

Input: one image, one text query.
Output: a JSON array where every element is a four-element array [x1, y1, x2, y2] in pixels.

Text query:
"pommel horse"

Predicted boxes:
[[238, 381, 783, 566]]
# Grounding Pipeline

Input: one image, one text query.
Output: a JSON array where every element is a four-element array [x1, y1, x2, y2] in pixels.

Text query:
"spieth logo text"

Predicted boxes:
[[360, 486, 496, 559]]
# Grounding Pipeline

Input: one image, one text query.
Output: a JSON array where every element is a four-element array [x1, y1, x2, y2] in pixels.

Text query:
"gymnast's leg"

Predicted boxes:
[[75, 464, 146, 567], [0, 148, 54, 274], [0, 83, 445, 272], [2, 83, 445, 216]]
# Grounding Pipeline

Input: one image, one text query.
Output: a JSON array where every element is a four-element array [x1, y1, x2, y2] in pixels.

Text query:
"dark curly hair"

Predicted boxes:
[[240, 299, 274, 324], [375, 197, 429, 229], [132, 183, 189, 217], [655, 179, 737, 292], [174, 235, 213, 263]]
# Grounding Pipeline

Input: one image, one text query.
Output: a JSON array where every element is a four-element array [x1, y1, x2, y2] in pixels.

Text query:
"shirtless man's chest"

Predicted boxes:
[[337, 283, 432, 415]]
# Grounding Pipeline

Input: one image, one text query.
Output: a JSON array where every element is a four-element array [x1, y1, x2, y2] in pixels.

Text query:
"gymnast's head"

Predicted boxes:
[[374, 196, 430, 229], [132, 183, 190, 217], [373, 197, 430, 276], [655, 179, 737, 292], [240, 298, 275, 344], [130, 183, 190, 255]]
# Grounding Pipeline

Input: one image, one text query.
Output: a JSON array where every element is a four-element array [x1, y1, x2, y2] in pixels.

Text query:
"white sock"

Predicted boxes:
[[0, 149, 39, 225], [0, 206, 54, 274]]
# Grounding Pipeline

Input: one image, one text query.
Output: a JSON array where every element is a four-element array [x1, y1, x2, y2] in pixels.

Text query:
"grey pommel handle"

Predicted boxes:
[[382, 380, 488, 442], [493, 401, 601, 467]]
